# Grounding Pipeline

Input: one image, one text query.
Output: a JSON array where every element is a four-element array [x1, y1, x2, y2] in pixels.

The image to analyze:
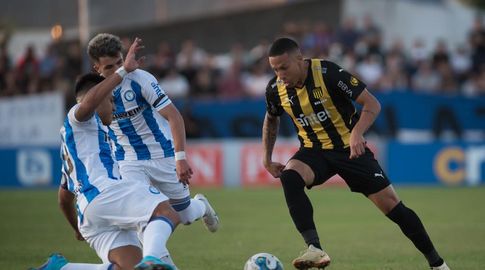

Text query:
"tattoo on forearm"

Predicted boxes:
[[362, 109, 376, 116], [262, 115, 279, 160]]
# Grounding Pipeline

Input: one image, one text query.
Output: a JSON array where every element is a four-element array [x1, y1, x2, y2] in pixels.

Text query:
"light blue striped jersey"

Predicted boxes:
[[109, 69, 174, 161], [60, 104, 121, 214]]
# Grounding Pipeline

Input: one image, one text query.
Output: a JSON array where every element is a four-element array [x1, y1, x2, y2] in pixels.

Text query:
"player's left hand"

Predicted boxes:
[[176, 159, 193, 185], [349, 130, 366, 159]]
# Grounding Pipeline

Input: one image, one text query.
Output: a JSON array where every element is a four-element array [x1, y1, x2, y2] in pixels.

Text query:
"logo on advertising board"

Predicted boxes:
[[17, 149, 52, 186], [433, 145, 485, 186]]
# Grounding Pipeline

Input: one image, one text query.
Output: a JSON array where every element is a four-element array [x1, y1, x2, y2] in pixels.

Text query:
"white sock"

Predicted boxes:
[[61, 263, 112, 270], [177, 199, 206, 224], [143, 218, 173, 258]]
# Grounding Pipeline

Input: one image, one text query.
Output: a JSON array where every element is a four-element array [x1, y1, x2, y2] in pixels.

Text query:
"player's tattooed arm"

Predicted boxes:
[[262, 113, 285, 177]]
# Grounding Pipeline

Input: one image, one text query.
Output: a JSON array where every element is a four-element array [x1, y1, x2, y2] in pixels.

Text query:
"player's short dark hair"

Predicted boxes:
[[268, 37, 300, 57], [87, 33, 123, 62], [74, 73, 105, 97]]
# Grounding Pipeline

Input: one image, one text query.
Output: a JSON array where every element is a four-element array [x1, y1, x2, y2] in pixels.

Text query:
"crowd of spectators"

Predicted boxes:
[[0, 15, 484, 103]]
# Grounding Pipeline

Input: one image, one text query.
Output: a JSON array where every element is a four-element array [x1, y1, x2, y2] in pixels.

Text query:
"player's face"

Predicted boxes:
[[96, 95, 114, 125], [269, 52, 302, 88], [94, 52, 123, 78]]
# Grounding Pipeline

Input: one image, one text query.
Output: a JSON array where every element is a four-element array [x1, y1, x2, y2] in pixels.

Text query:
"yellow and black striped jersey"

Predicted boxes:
[[265, 59, 366, 149]]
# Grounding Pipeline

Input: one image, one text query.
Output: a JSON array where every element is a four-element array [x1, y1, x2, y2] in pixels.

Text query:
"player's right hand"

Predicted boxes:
[[124, 37, 145, 73], [176, 159, 193, 185], [264, 162, 285, 178]]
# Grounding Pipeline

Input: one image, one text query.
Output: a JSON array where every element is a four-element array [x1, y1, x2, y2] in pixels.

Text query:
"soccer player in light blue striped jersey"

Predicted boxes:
[[87, 33, 219, 247], [31, 38, 177, 270]]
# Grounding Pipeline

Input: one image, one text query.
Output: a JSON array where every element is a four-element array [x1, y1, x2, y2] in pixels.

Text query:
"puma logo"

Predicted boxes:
[[374, 171, 384, 179]]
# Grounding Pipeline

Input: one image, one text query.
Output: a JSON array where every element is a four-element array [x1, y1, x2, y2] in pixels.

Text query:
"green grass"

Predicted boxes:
[[1, 186, 485, 269]]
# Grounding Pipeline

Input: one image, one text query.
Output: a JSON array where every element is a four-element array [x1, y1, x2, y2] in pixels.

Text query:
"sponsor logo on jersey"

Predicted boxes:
[[337, 80, 353, 98], [313, 98, 327, 106], [151, 82, 164, 97], [113, 105, 146, 120], [295, 110, 330, 127]]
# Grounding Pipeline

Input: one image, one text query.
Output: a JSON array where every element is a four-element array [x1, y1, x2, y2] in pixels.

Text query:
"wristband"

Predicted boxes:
[[175, 151, 186, 161], [115, 66, 127, 78]]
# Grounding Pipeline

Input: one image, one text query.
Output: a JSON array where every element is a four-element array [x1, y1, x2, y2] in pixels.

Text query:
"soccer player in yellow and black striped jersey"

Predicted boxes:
[[262, 38, 449, 270]]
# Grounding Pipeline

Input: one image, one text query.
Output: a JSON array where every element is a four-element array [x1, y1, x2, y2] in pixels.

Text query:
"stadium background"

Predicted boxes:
[[0, 0, 484, 269]]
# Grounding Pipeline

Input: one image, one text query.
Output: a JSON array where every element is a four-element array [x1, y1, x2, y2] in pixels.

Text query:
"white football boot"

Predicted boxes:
[[431, 261, 450, 270], [292, 244, 331, 269], [194, 194, 220, 232]]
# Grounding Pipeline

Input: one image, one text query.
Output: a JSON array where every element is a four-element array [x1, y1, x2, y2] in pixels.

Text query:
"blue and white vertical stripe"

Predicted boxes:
[[60, 105, 121, 214], [110, 69, 175, 161]]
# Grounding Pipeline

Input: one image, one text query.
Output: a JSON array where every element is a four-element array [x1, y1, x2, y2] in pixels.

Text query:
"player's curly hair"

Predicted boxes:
[[87, 33, 123, 62]]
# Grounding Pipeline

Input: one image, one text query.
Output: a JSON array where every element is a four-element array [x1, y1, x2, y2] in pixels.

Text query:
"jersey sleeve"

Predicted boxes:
[[68, 104, 95, 126], [138, 70, 172, 111], [265, 77, 284, 116], [322, 60, 366, 101]]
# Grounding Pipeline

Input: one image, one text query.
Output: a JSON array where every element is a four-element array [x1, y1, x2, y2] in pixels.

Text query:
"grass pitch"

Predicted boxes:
[[1, 186, 484, 269]]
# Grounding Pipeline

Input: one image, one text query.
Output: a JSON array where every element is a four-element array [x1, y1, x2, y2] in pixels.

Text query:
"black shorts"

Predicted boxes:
[[291, 147, 391, 196]]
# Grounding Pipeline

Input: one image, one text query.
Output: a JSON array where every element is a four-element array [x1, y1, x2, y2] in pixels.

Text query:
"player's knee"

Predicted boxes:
[[152, 201, 181, 226], [280, 169, 306, 192]]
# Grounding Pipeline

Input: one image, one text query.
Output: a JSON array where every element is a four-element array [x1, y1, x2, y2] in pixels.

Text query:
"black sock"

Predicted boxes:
[[280, 169, 322, 249], [386, 201, 443, 266], [302, 229, 322, 249]]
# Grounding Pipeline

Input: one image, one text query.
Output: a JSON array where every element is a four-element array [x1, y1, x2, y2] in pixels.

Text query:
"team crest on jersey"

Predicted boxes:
[[123, 90, 136, 102], [312, 87, 324, 99], [350, 77, 359, 87]]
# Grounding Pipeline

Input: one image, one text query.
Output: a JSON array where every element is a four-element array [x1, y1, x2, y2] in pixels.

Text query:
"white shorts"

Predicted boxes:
[[118, 158, 190, 200], [79, 180, 168, 263]]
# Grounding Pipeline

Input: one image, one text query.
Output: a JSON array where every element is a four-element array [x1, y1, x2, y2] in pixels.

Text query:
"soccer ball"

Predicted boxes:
[[244, 253, 284, 270]]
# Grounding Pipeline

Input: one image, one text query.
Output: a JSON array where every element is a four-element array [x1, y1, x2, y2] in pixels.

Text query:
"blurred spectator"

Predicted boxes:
[[191, 56, 218, 98], [378, 52, 408, 91], [355, 53, 383, 90], [15, 44, 39, 94], [38, 43, 59, 92], [218, 59, 245, 99], [411, 60, 440, 93], [63, 42, 82, 81], [159, 67, 190, 100], [214, 42, 248, 71], [436, 61, 459, 94], [176, 39, 207, 72], [462, 67, 485, 97], [468, 15, 485, 72], [450, 45, 471, 84], [151, 41, 176, 78], [409, 38, 428, 70], [360, 14, 383, 57], [242, 59, 272, 98], [0, 44, 11, 95], [432, 39, 450, 68], [336, 17, 361, 53], [302, 21, 334, 56]]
